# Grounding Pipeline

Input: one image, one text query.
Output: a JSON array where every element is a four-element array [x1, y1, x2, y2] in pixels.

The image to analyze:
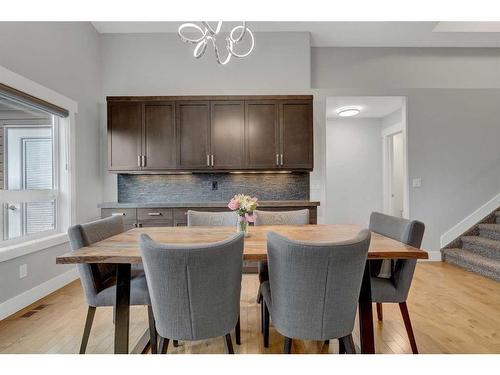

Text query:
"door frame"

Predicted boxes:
[[381, 98, 409, 219]]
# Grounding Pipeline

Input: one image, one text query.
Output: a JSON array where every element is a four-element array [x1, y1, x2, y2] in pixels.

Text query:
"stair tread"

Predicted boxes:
[[443, 248, 500, 270], [478, 223, 500, 230], [461, 235, 500, 249]]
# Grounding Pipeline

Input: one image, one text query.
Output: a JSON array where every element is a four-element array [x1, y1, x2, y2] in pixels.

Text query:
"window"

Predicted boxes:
[[0, 93, 63, 245]]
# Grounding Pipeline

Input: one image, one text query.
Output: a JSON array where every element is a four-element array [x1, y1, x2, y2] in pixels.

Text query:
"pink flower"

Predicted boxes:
[[245, 213, 255, 223], [228, 197, 240, 210]]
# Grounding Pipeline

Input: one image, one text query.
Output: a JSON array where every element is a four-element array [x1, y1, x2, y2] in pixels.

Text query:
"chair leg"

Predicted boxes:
[[147, 306, 157, 354], [399, 302, 418, 354], [235, 314, 241, 345], [173, 340, 179, 347], [158, 336, 169, 354], [338, 338, 346, 354], [376, 303, 383, 322], [339, 334, 356, 354], [224, 333, 234, 354], [283, 337, 293, 354], [260, 302, 264, 333], [263, 301, 270, 348], [79, 306, 96, 354]]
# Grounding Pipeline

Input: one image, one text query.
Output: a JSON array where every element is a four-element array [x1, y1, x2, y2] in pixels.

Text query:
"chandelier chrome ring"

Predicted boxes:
[[178, 21, 255, 65], [178, 23, 207, 44]]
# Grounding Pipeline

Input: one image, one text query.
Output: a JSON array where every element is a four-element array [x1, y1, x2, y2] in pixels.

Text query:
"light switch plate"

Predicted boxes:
[[412, 178, 422, 188], [19, 264, 28, 279]]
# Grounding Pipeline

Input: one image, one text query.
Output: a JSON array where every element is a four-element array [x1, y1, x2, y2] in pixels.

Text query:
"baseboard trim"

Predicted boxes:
[[0, 267, 79, 320], [440, 192, 500, 248]]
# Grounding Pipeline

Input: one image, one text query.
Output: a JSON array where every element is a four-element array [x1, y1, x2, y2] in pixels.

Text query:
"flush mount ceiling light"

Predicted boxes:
[[336, 106, 361, 117], [178, 21, 255, 65]]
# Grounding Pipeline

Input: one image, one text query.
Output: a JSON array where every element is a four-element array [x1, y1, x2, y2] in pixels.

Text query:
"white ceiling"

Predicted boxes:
[[326, 96, 403, 119], [91, 22, 500, 47]]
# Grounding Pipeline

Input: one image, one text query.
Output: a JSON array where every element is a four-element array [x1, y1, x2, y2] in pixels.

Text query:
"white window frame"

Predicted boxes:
[[2, 121, 59, 244], [0, 65, 77, 262]]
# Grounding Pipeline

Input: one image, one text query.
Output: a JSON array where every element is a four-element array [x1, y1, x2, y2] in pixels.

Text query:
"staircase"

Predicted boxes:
[[441, 209, 500, 281]]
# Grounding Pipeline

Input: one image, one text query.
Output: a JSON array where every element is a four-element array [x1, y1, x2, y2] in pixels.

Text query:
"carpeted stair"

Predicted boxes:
[[441, 209, 500, 281]]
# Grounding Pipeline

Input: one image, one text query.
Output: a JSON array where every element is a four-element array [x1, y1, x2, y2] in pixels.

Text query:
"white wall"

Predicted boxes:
[[0, 22, 101, 307], [325, 117, 382, 225], [99, 32, 312, 201]]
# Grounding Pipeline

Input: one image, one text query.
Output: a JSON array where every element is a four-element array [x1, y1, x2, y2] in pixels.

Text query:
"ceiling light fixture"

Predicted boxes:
[[178, 21, 255, 65], [336, 106, 361, 117]]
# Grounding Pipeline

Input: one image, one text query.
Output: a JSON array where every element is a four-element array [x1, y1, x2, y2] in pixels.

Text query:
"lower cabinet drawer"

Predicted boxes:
[[101, 208, 137, 224], [137, 208, 173, 221]]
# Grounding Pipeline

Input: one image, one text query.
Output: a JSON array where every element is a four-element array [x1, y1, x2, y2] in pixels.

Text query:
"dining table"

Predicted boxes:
[[56, 224, 428, 354]]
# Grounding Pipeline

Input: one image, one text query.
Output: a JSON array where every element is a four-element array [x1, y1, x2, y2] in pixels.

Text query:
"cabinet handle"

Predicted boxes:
[[147, 212, 162, 216], [280, 154, 284, 166], [142, 155, 146, 167], [276, 154, 279, 166], [138, 155, 142, 167], [207, 154, 210, 166], [112, 212, 125, 216], [211, 154, 214, 167]]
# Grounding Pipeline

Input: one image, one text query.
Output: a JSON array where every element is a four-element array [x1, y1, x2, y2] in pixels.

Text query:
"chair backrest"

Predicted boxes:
[[254, 209, 310, 226], [139, 233, 244, 341], [67, 215, 125, 301], [369, 212, 425, 296], [187, 210, 238, 227], [267, 229, 371, 340]]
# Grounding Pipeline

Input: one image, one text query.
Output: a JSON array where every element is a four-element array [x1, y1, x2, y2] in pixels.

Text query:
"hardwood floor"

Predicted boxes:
[[0, 262, 499, 354]]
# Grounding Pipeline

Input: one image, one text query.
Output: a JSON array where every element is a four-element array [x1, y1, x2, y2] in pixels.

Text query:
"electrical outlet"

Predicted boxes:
[[19, 264, 28, 279], [412, 178, 422, 188]]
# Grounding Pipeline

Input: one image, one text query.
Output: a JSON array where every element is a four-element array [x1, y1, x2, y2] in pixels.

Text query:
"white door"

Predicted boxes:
[[389, 132, 404, 217]]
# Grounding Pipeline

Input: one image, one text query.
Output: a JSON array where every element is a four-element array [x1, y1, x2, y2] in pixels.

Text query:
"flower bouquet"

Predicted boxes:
[[227, 194, 258, 237]]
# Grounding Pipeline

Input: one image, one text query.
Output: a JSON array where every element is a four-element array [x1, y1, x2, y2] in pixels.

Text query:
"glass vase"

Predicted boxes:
[[237, 216, 249, 237]]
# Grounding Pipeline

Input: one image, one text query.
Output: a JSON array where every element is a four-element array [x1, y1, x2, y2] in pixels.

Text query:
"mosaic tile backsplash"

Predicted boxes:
[[118, 173, 310, 203]]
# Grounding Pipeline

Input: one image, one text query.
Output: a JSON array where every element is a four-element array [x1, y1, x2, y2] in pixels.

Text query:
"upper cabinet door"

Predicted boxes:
[[280, 101, 313, 170], [210, 101, 245, 169], [108, 102, 142, 171], [143, 103, 176, 170], [176, 102, 210, 169], [245, 101, 280, 169]]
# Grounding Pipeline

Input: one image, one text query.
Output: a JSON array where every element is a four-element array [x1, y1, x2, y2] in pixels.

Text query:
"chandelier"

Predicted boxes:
[[178, 22, 255, 65]]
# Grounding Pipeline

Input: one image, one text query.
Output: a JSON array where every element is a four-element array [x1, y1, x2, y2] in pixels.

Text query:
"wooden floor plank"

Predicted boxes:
[[0, 262, 499, 354]]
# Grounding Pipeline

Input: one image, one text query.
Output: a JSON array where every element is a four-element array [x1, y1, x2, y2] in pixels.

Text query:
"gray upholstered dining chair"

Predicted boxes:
[[187, 210, 242, 344], [254, 209, 310, 330], [261, 229, 371, 354], [187, 210, 238, 227], [139, 232, 244, 354], [67, 215, 157, 354], [368, 211, 425, 354]]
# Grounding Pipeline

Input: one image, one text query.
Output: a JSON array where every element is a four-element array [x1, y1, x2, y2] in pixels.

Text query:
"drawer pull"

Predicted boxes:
[[148, 212, 162, 216], [112, 212, 126, 216]]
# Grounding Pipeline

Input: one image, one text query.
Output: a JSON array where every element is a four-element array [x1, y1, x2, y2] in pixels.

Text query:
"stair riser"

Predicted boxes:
[[479, 228, 500, 241], [443, 254, 500, 282], [462, 241, 500, 260]]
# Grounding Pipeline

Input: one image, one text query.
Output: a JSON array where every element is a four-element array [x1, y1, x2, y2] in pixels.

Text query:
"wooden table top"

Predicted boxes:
[[56, 224, 428, 264]]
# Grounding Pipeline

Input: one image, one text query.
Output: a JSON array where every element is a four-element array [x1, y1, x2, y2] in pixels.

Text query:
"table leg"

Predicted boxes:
[[114, 264, 131, 354], [358, 261, 375, 354]]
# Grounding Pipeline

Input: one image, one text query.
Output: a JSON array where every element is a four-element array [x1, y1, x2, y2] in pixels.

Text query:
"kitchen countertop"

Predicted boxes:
[[98, 201, 320, 209]]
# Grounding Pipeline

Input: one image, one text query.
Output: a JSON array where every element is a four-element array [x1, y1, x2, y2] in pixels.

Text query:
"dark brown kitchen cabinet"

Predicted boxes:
[[211, 101, 245, 169], [176, 101, 211, 169], [143, 103, 176, 170], [107, 95, 313, 172], [245, 101, 280, 169], [280, 101, 313, 170], [108, 102, 142, 171]]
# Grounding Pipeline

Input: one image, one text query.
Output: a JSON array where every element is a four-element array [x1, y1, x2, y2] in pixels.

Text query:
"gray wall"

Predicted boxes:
[[99, 32, 312, 202], [0, 22, 101, 305], [325, 118, 382, 225], [311, 47, 500, 258]]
